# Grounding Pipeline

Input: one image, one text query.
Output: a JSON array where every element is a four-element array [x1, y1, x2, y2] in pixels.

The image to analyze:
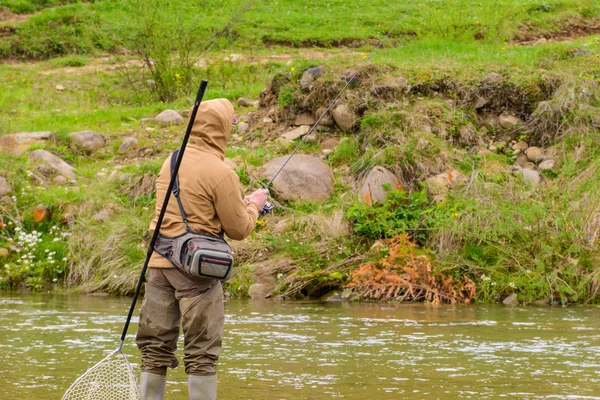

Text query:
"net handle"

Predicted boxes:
[[119, 80, 209, 345]]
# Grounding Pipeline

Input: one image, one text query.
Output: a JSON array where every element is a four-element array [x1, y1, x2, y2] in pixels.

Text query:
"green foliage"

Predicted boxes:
[[48, 54, 87, 68], [346, 188, 436, 242], [329, 138, 359, 165], [277, 86, 296, 109]]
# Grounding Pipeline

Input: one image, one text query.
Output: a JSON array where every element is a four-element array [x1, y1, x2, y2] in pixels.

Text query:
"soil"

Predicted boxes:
[[0, 8, 30, 24], [514, 17, 600, 45]]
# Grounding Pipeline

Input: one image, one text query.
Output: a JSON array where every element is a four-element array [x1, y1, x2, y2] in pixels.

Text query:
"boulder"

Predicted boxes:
[[332, 104, 355, 132], [237, 122, 249, 133], [281, 125, 310, 141], [320, 137, 340, 150], [54, 175, 68, 185], [514, 154, 535, 169], [0, 177, 10, 197], [237, 98, 258, 107], [512, 141, 529, 152], [33, 204, 50, 223], [29, 150, 76, 179], [0, 131, 53, 156], [294, 113, 315, 126], [248, 282, 274, 300], [525, 146, 544, 163], [224, 158, 238, 170], [521, 168, 541, 187], [538, 159, 556, 171], [300, 66, 324, 90], [499, 114, 522, 129], [263, 155, 334, 202], [70, 130, 105, 153], [502, 293, 518, 306], [155, 110, 185, 126], [359, 166, 403, 205], [118, 137, 138, 154]]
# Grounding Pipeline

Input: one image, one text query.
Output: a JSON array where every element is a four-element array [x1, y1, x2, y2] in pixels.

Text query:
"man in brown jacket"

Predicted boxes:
[[136, 98, 268, 400]]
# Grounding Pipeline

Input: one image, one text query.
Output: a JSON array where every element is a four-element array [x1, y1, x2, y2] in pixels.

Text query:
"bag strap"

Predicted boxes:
[[170, 150, 191, 232]]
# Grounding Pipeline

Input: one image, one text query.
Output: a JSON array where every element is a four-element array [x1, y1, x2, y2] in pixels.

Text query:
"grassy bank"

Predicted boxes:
[[0, 0, 599, 304]]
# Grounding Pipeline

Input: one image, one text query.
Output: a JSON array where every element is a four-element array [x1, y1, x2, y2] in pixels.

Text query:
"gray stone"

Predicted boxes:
[[54, 175, 68, 185], [70, 130, 106, 153], [300, 66, 324, 90], [0, 131, 53, 156], [237, 98, 258, 107], [521, 168, 541, 187], [304, 133, 317, 143], [499, 114, 522, 129], [237, 122, 250, 133], [321, 291, 344, 302], [332, 104, 355, 132], [263, 154, 334, 202], [263, 117, 274, 124], [535, 38, 548, 45], [485, 72, 503, 84], [118, 137, 138, 154], [474, 97, 488, 109], [224, 158, 238, 170], [538, 159, 556, 171], [502, 293, 518, 306], [248, 283, 274, 300], [425, 170, 464, 202], [512, 141, 529, 152], [359, 166, 403, 205], [525, 146, 544, 162], [29, 150, 76, 179], [294, 113, 316, 126], [281, 125, 310, 141], [0, 177, 10, 197], [119, 173, 132, 182], [155, 110, 185, 126], [55, 84, 65, 91], [1, 196, 13, 205], [320, 137, 340, 150]]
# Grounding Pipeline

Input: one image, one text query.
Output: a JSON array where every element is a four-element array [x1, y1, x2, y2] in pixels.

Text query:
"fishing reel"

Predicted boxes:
[[260, 201, 274, 217]]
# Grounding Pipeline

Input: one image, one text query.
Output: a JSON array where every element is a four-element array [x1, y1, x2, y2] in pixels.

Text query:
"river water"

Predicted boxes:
[[0, 294, 599, 399]]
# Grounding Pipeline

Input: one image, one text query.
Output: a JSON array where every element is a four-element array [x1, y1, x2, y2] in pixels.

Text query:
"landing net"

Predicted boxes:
[[62, 349, 141, 400]]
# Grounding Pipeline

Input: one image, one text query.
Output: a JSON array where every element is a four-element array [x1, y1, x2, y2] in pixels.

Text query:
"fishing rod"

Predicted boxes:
[[259, 10, 412, 216]]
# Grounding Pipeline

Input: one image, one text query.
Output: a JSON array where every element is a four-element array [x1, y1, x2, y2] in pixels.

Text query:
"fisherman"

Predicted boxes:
[[136, 98, 269, 400]]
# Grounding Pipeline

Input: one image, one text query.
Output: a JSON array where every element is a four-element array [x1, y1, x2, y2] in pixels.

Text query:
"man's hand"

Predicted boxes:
[[246, 189, 269, 210]]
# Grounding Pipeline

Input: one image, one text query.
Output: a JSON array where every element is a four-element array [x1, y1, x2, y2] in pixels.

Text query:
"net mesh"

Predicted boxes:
[[62, 349, 141, 400]]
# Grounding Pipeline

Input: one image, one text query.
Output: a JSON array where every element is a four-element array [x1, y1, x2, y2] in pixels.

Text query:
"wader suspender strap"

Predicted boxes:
[[171, 149, 191, 232]]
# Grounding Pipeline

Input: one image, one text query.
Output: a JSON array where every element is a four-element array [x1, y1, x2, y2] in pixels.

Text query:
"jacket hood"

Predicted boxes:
[[188, 98, 234, 159]]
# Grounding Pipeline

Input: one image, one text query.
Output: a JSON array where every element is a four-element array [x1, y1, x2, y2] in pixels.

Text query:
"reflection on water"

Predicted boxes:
[[1, 294, 599, 399]]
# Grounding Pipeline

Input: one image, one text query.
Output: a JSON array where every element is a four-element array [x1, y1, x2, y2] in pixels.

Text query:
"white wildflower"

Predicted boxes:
[[508, 282, 516, 289]]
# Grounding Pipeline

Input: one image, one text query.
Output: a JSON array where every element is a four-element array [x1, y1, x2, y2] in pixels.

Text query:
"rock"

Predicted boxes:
[[237, 122, 249, 133], [54, 175, 68, 185], [29, 150, 76, 179], [525, 146, 544, 162], [140, 118, 154, 127], [320, 137, 340, 150], [237, 98, 258, 107], [70, 131, 106, 153], [300, 66, 324, 90], [502, 293, 518, 306], [119, 137, 138, 154], [359, 166, 403, 205], [0, 131, 53, 156], [499, 114, 522, 129], [396, 76, 410, 91], [477, 148, 491, 157], [248, 282, 275, 300], [294, 113, 315, 126], [263, 155, 334, 202], [119, 173, 132, 182], [474, 97, 488, 109], [538, 159, 556, 171], [55, 84, 65, 91], [321, 149, 333, 156], [1, 196, 13, 205], [535, 38, 548, 45], [33, 204, 50, 223], [521, 168, 541, 187], [332, 104, 355, 132], [155, 110, 184, 126], [275, 137, 292, 147], [512, 141, 529, 152], [0, 248, 8, 258], [281, 125, 310, 141], [320, 114, 334, 126], [92, 210, 111, 222], [263, 117, 274, 124], [321, 291, 344, 302], [304, 133, 317, 143], [488, 144, 498, 153], [224, 158, 238, 170], [0, 177, 10, 197], [425, 170, 464, 202], [96, 172, 107, 179], [485, 72, 503, 84]]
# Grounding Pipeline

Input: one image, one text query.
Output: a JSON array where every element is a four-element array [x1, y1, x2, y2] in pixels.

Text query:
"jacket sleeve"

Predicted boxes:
[[213, 172, 259, 240]]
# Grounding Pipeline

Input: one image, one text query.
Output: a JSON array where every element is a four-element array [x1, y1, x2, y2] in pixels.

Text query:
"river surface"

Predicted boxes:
[[0, 294, 599, 399]]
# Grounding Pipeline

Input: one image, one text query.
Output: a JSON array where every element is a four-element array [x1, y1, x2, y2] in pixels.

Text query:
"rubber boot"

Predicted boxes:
[[140, 372, 166, 400], [188, 375, 217, 400]]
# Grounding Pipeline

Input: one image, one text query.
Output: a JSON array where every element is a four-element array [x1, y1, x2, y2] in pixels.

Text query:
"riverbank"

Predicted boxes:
[[0, 0, 599, 305]]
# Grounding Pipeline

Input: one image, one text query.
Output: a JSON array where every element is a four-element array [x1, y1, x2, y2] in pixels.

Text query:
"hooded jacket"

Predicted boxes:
[[149, 99, 259, 268]]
